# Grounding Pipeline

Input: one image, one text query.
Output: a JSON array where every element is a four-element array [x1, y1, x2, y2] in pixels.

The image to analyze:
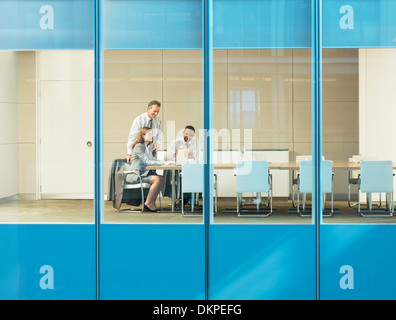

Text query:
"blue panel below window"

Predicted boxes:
[[320, 224, 396, 299], [104, 0, 202, 49], [0, 0, 94, 50], [323, 0, 396, 48], [99, 224, 205, 300], [213, 0, 311, 49], [0, 224, 96, 300], [209, 224, 317, 299]]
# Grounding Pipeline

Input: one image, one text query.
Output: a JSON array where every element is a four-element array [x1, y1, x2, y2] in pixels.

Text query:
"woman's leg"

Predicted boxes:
[[145, 175, 164, 210]]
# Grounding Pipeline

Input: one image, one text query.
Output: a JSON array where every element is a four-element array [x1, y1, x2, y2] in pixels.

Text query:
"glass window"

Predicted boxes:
[[103, 0, 204, 224], [322, 0, 396, 224], [0, 1, 94, 224], [211, 0, 314, 224]]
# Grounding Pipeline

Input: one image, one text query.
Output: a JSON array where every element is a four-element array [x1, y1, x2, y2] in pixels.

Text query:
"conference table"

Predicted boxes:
[[146, 162, 396, 212]]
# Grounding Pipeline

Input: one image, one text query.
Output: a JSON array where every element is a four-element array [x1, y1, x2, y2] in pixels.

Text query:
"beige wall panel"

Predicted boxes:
[[292, 102, 311, 143], [229, 101, 293, 143], [0, 144, 18, 198], [18, 143, 36, 194], [18, 51, 36, 104], [228, 49, 293, 102], [322, 49, 358, 102], [292, 142, 312, 161], [0, 103, 18, 145], [213, 50, 228, 102], [213, 101, 228, 131], [163, 50, 202, 102], [18, 103, 36, 143], [38, 50, 94, 81], [0, 51, 18, 103], [323, 142, 359, 195], [104, 102, 157, 143], [252, 142, 293, 153], [323, 102, 358, 143], [162, 102, 203, 145], [292, 49, 311, 102], [104, 50, 162, 103]]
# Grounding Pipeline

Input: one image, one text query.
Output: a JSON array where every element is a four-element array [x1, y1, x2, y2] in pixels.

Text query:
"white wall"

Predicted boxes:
[[0, 52, 19, 200], [359, 48, 396, 199]]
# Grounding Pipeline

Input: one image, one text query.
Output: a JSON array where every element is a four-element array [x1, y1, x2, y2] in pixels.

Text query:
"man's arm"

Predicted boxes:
[[126, 115, 144, 159], [152, 117, 163, 149]]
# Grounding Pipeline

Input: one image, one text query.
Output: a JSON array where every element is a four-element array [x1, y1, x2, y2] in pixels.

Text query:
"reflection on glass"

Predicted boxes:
[[322, 48, 396, 224], [0, 50, 94, 223], [212, 48, 313, 224], [103, 50, 204, 224]]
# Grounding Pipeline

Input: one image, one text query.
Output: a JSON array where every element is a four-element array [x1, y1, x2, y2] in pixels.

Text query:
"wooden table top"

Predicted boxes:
[[147, 162, 393, 171]]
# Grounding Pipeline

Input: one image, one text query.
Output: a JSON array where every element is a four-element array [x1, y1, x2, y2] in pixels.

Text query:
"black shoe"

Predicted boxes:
[[143, 204, 158, 212]]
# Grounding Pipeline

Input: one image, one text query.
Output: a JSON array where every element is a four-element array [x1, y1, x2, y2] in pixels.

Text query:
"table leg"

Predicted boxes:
[[172, 169, 175, 212]]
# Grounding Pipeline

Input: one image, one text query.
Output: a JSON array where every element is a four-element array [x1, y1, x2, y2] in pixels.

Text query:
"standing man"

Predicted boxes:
[[125, 100, 163, 163]]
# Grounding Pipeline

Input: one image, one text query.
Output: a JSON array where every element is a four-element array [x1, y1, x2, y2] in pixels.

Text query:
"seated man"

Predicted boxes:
[[166, 125, 200, 162], [162, 125, 201, 205]]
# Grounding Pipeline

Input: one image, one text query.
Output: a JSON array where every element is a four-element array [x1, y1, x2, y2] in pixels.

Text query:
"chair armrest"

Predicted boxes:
[[123, 170, 143, 184], [124, 170, 140, 175]]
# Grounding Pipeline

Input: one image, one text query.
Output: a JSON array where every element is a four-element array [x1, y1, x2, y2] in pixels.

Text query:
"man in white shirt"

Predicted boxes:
[[162, 125, 201, 202], [125, 100, 163, 163], [166, 125, 200, 162]]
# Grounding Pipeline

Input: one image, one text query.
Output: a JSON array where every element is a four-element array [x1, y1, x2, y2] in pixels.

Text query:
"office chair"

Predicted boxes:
[[119, 169, 151, 213], [297, 160, 334, 217], [235, 161, 273, 217], [357, 160, 394, 217], [292, 155, 325, 208], [181, 161, 204, 217], [348, 155, 381, 208]]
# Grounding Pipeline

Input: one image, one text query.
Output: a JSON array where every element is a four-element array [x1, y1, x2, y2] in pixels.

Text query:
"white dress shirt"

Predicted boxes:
[[127, 112, 163, 155], [166, 137, 200, 162]]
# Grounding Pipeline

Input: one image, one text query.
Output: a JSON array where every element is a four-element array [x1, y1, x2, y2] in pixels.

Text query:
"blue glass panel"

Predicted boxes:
[[104, 0, 202, 49], [100, 225, 205, 300], [213, 0, 311, 49], [210, 225, 316, 299], [0, 0, 94, 50], [0, 225, 96, 300], [323, 0, 396, 48], [321, 225, 396, 299]]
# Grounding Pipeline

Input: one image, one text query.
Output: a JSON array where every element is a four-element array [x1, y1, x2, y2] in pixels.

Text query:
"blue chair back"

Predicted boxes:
[[182, 161, 203, 193], [360, 161, 393, 193], [236, 161, 269, 193], [300, 160, 332, 193]]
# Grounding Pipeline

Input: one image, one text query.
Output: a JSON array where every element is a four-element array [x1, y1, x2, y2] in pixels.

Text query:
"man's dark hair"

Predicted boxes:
[[185, 125, 195, 132], [148, 100, 161, 108]]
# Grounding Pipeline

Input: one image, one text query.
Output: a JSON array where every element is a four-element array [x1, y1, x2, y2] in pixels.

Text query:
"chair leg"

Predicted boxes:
[[297, 186, 300, 214], [214, 174, 218, 213], [269, 176, 273, 213], [256, 192, 260, 212], [140, 185, 145, 213], [367, 193, 372, 212], [348, 183, 352, 207], [359, 191, 393, 218]]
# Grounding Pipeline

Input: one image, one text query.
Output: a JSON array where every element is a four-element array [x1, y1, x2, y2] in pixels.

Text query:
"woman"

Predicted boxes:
[[127, 127, 174, 212]]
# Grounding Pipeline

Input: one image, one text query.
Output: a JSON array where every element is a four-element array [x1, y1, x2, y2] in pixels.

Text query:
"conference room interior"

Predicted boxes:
[[1, 47, 395, 224]]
